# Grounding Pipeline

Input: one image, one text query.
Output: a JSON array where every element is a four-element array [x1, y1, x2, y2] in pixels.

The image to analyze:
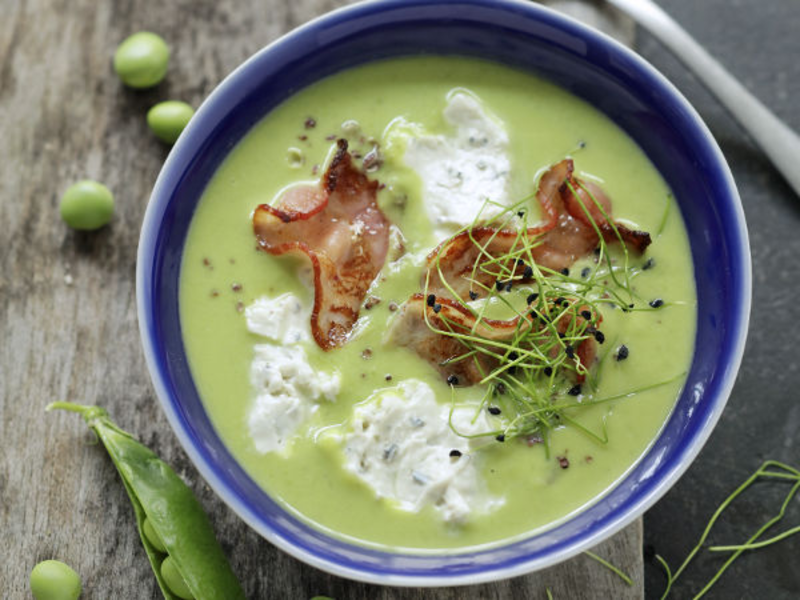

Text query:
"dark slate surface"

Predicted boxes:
[[636, 1, 800, 598]]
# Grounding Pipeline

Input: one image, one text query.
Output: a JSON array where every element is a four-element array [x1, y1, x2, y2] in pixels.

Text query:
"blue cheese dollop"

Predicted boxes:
[[403, 91, 512, 237], [246, 293, 339, 454], [341, 380, 503, 523]]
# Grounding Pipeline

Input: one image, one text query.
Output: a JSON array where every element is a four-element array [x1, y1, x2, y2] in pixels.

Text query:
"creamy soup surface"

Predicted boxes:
[[179, 56, 696, 550]]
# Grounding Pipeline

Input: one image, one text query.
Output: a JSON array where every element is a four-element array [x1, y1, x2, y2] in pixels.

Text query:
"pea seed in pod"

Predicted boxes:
[[161, 556, 194, 600], [113, 32, 169, 89], [30, 560, 82, 600], [142, 517, 167, 553], [147, 101, 194, 144], [59, 180, 114, 231]]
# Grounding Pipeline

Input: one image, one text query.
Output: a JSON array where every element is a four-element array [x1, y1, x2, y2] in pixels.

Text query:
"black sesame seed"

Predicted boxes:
[[446, 374, 459, 386], [581, 310, 592, 321], [616, 344, 629, 361], [508, 351, 519, 362], [568, 384, 582, 396], [649, 298, 664, 308], [469, 290, 478, 301], [555, 297, 565, 306], [595, 331, 606, 344], [565, 345, 575, 359], [505, 281, 513, 292], [560, 268, 570, 276], [449, 449, 462, 458], [496, 279, 504, 291], [581, 267, 591, 278], [527, 293, 539, 305], [516, 258, 526, 266], [643, 258, 655, 270], [496, 434, 506, 442], [426, 293, 436, 307], [517, 210, 525, 217], [433, 303, 442, 313], [488, 406, 502, 415], [544, 366, 553, 377], [578, 140, 586, 149], [495, 383, 507, 395], [523, 265, 534, 279]]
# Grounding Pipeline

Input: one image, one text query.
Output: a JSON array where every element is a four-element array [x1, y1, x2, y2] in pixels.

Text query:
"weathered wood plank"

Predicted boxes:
[[0, 1, 642, 598]]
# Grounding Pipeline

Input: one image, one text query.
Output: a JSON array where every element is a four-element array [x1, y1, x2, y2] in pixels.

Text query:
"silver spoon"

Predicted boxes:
[[605, 0, 800, 198]]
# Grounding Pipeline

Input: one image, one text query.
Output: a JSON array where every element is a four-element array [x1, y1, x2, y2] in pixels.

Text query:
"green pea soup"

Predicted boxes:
[[179, 56, 696, 550]]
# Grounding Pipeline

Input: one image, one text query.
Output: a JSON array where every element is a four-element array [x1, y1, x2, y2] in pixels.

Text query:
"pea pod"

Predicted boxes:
[[48, 402, 245, 600]]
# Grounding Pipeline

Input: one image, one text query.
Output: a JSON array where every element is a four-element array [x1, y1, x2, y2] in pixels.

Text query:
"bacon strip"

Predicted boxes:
[[253, 140, 389, 350], [397, 158, 645, 385], [562, 178, 652, 254], [426, 159, 651, 301], [388, 294, 598, 385]]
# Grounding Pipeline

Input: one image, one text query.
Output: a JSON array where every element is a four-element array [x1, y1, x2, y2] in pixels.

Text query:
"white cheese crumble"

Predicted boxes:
[[245, 294, 339, 454], [342, 380, 502, 523], [245, 293, 309, 344], [403, 92, 512, 237]]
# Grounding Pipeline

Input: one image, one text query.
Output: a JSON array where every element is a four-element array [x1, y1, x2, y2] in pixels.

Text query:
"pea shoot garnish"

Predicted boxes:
[[654, 460, 800, 599], [401, 171, 677, 450]]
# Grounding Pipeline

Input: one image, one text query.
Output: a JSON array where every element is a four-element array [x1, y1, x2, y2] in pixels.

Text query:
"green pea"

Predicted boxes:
[[147, 101, 194, 144], [48, 402, 245, 599], [161, 556, 194, 600], [60, 180, 114, 231], [113, 32, 170, 89], [142, 517, 167, 553], [30, 560, 82, 600]]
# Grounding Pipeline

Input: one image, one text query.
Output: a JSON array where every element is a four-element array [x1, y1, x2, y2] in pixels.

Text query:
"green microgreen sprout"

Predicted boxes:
[[419, 187, 675, 447], [654, 460, 800, 599], [584, 550, 634, 586], [656, 193, 673, 238]]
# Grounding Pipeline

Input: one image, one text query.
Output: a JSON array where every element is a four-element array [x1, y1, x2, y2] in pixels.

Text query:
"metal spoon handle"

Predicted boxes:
[[606, 0, 800, 197]]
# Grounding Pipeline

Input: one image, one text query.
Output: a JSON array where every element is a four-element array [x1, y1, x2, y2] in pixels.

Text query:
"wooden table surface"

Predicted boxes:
[[1, 1, 646, 598]]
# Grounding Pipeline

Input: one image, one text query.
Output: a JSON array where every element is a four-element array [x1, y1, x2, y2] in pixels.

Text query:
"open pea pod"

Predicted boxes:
[[49, 402, 245, 600]]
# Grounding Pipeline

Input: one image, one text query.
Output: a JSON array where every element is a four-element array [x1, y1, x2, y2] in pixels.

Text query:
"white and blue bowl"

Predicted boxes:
[[137, 0, 751, 586]]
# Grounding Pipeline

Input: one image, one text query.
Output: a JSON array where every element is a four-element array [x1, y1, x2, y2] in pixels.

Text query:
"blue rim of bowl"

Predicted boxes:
[[137, 0, 751, 586]]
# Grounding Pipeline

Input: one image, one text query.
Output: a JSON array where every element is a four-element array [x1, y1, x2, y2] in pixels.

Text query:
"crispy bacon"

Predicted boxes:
[[388, 294, 599, 385], [253, 139, 389, 350], [398, 158, 645, 386], [562, 177, 652, 254], [426, 159, 651, 301], [389, 295, 516, 384]]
